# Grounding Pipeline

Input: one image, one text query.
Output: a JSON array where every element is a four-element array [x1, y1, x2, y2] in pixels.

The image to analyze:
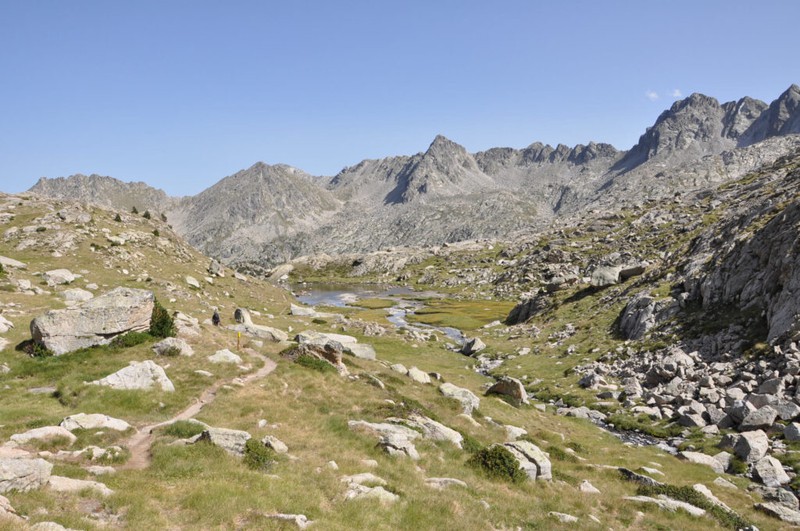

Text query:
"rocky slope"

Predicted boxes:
[[28, 86, 800, 273], [4, 194, 793, 530]]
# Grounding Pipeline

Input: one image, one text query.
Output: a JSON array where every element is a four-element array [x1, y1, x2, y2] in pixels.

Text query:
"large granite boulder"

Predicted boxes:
[[152, 337, 194, 357], [90, 360, 175, 392], [0, 458, 53, 493], [30, 287, 154, 355]]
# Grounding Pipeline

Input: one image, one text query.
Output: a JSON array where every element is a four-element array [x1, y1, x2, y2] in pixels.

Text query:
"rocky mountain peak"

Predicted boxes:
[[740, 84, 800, 145]]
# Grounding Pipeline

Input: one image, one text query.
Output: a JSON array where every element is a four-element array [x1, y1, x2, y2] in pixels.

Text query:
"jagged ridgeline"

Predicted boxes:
[[29, 84, 800, 272]]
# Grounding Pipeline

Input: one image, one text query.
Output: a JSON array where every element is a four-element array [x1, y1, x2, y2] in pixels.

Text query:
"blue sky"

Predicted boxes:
[[1, 0, 798, 195]]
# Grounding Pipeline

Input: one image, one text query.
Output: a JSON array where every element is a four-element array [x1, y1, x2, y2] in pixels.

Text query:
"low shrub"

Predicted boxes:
[[163, 421, 206, 439], [296, 354, 336, 373], [114, 213, 122, 222], [110, 331, 151, 348], [467, 445, 526, 484], [150, 298, 176, 338], [243, 438, 276, 472]]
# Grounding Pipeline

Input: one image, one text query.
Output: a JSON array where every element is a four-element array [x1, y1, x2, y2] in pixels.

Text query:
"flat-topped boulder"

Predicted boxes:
[[208, 349, 242, 364], [90, 360, 174, 392], [487, 376, 529, 405], [30, 287, 154, 355]]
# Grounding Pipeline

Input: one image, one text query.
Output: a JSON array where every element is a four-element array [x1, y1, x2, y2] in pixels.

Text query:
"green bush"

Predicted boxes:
[[311, 318, 328, 325], [459, 431, 484, 454], [150, 298, 176, 338], [110, 331, 151, 348], [0, 263, 5, 276], [143, 210, 151, 219], [160, 213, 167, 222], [296, 354, 336, 373], [30, 341, 54, 358], [131, 206, 138, 214], [728, 456, 748, 475], [467, 445, 526, 484], [163, 420, 206, 439], [152, 229, 160, 237], [114, 213, 122, 222], [35, 226, 46, 232], [243, 438, 276, 472]]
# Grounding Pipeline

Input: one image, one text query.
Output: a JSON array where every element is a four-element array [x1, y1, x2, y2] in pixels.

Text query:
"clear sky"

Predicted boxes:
[[1, 0, 798, 195]]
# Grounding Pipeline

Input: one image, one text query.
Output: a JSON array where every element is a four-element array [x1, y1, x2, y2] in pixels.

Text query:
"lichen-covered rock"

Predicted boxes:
[[503, 440, 552, 481], [9, 426, 76, 446]]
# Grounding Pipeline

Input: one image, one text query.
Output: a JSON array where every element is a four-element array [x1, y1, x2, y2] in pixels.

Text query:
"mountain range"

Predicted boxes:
[[29, 85, 800, 271]]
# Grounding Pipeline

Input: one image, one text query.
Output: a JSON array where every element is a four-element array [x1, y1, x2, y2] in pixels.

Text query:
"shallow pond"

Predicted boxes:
[[293, 283, 465, 343]]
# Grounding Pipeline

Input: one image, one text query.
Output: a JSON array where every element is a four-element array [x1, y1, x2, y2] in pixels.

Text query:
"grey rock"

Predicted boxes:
[[756, 501, 800, 526], [618, 467, 664, 487], [43, 269, 77, 286], [196, 427, 251, 456], [48, 475, 113, 497], [784, 422, 800, 441], [619, 292, 678, 340], [679, 451, 724, 474], [347, 420, 420, 460], [406, 366, 431, 384], [60, 413, 130, 432], [283, 342, 348, 376], [425, 477, 468, 489], [749, 484, 799, 510], [60, 288, 93, 305], [504, 440, 552, 480], [439, 382, 480, 415], [399, 414, 463, 449], [261, 435, 288, 454], [0, 457, 53, 493], [228, 322, 288, 342], [91, 360, 175, 392], [208, 349, 242, 364], [590, 266, 621, 287], [753, 456, 790, 487], [152, 337, 194, 357], [624, 495, 705, 517], [548, 512, 579, 523], [30, 287, 154, 355], [734, 430, 770, 464], [739, 406, 778, 431], [10, 426, 76, 446], [487, 376, 529, 405], [460, 337, 486, 356]]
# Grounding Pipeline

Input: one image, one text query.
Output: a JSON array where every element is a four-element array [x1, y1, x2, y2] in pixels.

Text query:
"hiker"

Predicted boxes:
[[212, 308, 221, 326]]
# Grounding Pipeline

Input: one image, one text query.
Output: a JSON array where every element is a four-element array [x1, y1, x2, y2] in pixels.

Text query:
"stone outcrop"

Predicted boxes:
[[90, 360, 175, 392], [30, 287, 154, 355]]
